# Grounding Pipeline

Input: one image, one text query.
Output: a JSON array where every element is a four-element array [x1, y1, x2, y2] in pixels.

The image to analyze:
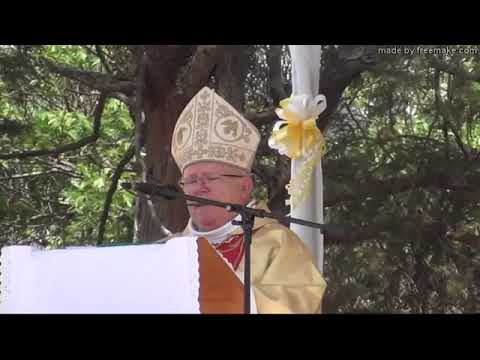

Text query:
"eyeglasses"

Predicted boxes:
[[178, 173, 252, 189]]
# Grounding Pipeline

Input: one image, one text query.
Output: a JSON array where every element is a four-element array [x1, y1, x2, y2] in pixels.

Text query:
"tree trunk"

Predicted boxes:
[[215, 45, 254, 111], [136, 45, 254, 239], [136, 46, 194, 239]]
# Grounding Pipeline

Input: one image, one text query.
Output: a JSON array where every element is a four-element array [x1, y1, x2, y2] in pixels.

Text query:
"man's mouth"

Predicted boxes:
[[187, 200, 215, 208], [187, 202, 207, 207]]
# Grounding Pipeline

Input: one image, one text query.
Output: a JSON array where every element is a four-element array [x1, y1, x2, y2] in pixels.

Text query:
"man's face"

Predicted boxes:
[[181, 162, 253, 232]]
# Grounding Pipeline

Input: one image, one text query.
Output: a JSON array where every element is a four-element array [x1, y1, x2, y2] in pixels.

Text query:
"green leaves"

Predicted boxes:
[[324, 45, 480, 313], [61, 157, 135, 245], [101, 99, 133, 141], [0, 46, 135, 248], [42, 45, 99, 71]]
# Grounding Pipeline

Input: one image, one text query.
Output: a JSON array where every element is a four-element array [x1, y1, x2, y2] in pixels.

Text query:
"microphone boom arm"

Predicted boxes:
[[126, 182, 330, 233]]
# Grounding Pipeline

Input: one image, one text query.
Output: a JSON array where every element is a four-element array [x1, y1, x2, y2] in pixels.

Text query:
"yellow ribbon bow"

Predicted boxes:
[[268, 96, 327, 209], [269, 97, 326, 160]]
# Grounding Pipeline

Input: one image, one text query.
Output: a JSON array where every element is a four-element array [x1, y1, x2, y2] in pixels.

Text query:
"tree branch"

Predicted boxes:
[[134, 47, 147, 165], [33, 158, 79, 175], [43, 58, 135, 95], [143, 45, 196, 103], [0, 170, 80, 181], [94, 45, 113, 74], [109, 92, 135, 108], [245, 108, 277, 127], [97, 144, 135, 245], [0, 94, 107, 160], [317, 45, 380, 130], [255, 136, 276, 157], [266, 45, 287, 104], [344, 102, 368, 138], [327, 218, 446, 246], [434, 70, 470, 161], [323, 160, 478, 207], [216, 46, 255, 111], [134, 46, 147, 243], [181, 45, 225, 99], [428, 54, 480, 82], [447, 120, 470, 160]]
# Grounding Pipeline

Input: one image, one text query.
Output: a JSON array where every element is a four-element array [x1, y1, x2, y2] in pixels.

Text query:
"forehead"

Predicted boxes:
[[183, 162, 240, 176]]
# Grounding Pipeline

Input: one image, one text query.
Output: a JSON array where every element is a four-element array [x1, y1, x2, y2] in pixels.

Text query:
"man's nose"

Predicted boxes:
[[192, 181, 209, 196], [197, 176, 209, 186]]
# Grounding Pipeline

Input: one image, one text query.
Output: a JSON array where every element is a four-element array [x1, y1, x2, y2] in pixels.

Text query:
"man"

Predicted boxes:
[[171, 86, 326, 313]]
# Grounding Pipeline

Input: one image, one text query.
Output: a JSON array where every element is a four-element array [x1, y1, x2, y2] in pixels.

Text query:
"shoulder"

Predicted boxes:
[[251, 222, 321, 283], [255, 221, 296, 238], [250, 201, 305, 248], [253, 221, 311, 254]]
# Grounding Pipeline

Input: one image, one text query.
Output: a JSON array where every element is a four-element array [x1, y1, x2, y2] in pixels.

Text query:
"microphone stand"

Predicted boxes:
[[122, 181, 336, 314]]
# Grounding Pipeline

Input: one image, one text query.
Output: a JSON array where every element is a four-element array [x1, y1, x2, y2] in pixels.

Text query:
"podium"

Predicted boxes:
[[198, 237, 243, 314], [0, 237, 244, 314]]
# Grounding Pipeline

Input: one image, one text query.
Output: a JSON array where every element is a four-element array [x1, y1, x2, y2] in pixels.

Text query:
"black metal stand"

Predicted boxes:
[[231, 209, 255, 314], [122, 182, 342, 314]]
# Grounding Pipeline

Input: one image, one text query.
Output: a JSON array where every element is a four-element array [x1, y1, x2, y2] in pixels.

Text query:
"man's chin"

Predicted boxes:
[[191, 213, 218, 231], [193, 221, 219, 232]]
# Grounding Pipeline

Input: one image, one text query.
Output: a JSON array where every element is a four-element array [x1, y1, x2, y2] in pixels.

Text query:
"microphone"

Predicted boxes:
[[121, 181, 351, 240], [121, 182, 182, 201]]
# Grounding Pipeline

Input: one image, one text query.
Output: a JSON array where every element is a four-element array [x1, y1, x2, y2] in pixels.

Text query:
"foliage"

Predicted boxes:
[[322, 47, 480, 312], [0, 45, 135, 248]]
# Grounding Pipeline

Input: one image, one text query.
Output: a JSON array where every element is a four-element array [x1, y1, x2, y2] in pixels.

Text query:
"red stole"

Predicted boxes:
[[212, 234, 245, 271]]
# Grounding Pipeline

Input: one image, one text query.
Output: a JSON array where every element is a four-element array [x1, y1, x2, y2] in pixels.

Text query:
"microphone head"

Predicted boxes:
[[130, 182, 183, 201], [160, 184, 183, 200]]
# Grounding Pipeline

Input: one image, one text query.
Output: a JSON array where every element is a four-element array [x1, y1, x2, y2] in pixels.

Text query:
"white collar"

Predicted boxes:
[[187, 200, 255, 244]]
